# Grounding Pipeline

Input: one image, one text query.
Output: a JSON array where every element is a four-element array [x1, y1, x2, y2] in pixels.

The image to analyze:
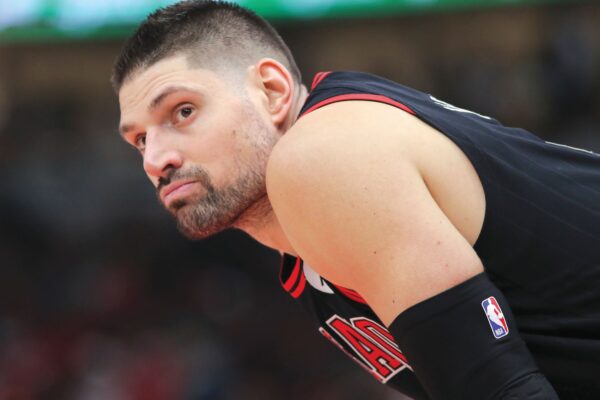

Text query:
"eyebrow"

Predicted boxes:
[[119, 85, 202, 136]]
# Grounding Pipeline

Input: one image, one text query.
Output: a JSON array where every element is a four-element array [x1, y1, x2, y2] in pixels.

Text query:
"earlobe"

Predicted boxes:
[[256, 59, 293, 126]]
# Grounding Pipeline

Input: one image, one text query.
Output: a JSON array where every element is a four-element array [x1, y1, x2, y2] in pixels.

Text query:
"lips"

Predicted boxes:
[[159, 180, 198, 206]]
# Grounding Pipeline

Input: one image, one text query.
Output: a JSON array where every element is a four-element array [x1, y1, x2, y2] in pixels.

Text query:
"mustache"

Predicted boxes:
[[156, 166, 214, 195]]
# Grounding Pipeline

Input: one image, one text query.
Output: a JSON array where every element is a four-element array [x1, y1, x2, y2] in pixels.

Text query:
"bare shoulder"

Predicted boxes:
[[267, 100, 432, 204], [266, 100, 485, 325], [270, 100, 426, 167], [268, 100, 486, 245]]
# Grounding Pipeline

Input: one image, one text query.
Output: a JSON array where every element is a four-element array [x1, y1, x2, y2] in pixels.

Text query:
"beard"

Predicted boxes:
[[158, 107, 277, 240], [166, 164, 269, 239]]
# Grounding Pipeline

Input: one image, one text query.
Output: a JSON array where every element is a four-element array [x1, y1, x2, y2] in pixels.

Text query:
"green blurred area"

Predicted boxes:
[[0, 0, 563, 43]]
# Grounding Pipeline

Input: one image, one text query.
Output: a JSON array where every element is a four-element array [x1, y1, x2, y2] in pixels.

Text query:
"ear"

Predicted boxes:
[[254, 58, 294, 127]]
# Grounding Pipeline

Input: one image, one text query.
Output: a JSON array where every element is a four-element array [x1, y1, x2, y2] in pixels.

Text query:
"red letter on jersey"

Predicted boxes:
[[354, 318, 409, 364], [327, 315, 409, 382]]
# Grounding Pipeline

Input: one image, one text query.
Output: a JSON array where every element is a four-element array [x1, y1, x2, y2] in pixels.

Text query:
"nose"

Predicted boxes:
[[142, 128, 183, 181]]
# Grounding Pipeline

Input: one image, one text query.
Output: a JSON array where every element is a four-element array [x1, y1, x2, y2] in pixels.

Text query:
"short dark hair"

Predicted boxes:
[[111, 0, 301, 91]]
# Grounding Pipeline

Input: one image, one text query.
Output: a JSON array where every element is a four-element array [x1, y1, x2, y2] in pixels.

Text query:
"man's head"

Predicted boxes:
[[112, 0, 300, 92], [114, 0, 304, 239]]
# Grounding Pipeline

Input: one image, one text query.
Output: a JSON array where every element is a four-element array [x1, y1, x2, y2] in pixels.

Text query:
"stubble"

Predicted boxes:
[[160, 104, 277, 239]]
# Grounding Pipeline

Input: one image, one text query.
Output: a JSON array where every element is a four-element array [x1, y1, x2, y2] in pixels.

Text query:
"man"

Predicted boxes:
[[113, 1, 599, 399]]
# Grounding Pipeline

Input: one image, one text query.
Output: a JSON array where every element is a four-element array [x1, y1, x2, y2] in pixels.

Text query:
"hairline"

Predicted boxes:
[[118, 46, 299, 95]]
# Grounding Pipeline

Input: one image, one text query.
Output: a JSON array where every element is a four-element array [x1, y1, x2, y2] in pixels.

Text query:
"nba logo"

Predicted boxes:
[[481, 296, 509, 339]]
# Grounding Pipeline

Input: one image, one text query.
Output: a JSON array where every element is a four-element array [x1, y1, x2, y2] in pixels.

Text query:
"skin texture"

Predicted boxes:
[[267, 100, 485, 325], [118, 54, 486, 326], [119, 54, 305, 247]]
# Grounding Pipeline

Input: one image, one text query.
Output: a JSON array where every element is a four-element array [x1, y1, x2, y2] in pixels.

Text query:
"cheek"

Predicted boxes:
[[182, 128, 243, 187], [204, 106, 254, 158], [186, 101, 270, 184]]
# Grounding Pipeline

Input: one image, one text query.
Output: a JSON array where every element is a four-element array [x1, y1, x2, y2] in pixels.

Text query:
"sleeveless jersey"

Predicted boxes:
[[279, 71, 600, 399]]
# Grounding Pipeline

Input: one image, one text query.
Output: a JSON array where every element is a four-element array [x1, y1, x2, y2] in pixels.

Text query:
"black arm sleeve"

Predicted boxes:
[[497, 372, 560, 400], [388, 273, 559, 400]]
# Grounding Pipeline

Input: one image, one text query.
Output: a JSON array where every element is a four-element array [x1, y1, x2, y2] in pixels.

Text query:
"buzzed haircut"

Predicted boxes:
[[111, 0, 301, 91]]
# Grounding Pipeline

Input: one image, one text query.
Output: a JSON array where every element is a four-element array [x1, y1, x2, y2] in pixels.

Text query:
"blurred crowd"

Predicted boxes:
[[0, 2, 598, 399]]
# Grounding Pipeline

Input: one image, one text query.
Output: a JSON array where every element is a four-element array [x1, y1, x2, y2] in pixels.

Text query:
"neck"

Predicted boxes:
[[282, 83, 309, 131], [236, 196, 297, 256], [235, 83, 308, 256]]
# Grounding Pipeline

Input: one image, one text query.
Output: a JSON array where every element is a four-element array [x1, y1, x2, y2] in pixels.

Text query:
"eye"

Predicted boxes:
[[173, 105, 196, 125], [134, 134, 146, 151]]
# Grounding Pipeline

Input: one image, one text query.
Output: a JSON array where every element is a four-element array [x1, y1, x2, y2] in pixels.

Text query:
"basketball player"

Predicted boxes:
[[112, 1, 599, 398]]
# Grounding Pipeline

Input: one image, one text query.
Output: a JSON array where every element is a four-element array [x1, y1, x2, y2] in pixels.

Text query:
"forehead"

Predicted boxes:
[[118, 55, 225, 113]]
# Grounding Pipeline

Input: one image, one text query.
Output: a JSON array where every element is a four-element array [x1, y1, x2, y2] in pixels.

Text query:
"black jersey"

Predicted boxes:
[[279, 71, 600, 399]]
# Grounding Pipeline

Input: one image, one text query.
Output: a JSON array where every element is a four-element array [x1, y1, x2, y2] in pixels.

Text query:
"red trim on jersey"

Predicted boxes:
[[333, 284, 368, 305], [282, 257, 302, 292], [311, 72, 324, 90], [311, 71, 332, 90], [301, 93, 416, 117], [290, 272, 307, 299]]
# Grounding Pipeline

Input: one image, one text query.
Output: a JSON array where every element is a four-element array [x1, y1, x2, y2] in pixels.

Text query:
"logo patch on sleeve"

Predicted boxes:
[[481, 296, 509, 339]]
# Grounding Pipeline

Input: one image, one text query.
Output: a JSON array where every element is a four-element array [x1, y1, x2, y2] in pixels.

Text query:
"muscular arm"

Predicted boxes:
[[267, 100, 483, 324], [267, 100, 558, 399]]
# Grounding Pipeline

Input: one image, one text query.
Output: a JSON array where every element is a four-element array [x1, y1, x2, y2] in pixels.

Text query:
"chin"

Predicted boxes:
[[168, 189, 271, 240], [172, 203, 239, 240], [176, 217, 230, 240]]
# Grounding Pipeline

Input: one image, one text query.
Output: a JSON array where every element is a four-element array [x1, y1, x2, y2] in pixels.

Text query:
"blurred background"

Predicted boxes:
[[0, 0, 599, 399]]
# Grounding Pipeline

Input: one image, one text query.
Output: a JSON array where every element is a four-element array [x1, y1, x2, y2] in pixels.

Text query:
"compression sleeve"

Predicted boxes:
[[388, 273, 559, 400]]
